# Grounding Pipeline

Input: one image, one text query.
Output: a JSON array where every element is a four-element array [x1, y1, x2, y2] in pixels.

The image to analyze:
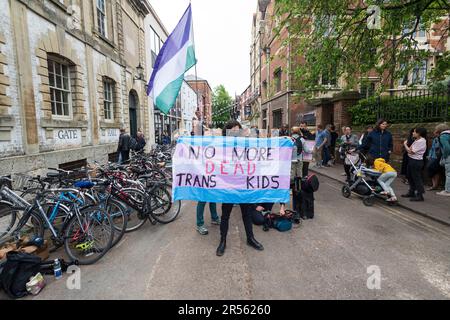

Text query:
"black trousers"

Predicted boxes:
[[344, 164, 352, 181], [302, 162, 309, 177], [407, 158, 425, 195], [220, 203, 253, 239]]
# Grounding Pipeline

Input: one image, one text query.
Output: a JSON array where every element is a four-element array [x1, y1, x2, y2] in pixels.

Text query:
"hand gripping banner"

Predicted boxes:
[[172, 136, 294, 203]]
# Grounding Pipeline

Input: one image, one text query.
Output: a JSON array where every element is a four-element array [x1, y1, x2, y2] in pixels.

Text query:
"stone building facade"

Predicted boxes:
[[0, 0, 162, 175]]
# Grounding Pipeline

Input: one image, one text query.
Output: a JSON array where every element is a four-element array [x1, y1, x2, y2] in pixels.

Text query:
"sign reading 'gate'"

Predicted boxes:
[[172, 136, 293, 203]]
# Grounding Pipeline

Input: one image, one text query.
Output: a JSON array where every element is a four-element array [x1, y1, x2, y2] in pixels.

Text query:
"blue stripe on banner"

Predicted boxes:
[[173, 187, 291, 204], [177, 136, 294, 148]]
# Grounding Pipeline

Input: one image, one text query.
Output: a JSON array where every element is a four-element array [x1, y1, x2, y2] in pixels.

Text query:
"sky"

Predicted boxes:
[[149, 0, 256, 96]]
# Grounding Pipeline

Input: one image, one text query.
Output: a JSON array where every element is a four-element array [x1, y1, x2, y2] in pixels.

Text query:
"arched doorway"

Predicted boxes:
[[129, 90, 138, 138]]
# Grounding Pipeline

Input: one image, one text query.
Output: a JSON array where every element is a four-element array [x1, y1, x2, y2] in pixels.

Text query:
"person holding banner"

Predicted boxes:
[[217, 120, 264, 257], [196, 202, 221, 235]]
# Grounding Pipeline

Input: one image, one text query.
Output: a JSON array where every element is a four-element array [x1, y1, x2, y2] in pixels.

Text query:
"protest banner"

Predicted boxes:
[[172, 136, 294, 203], [302, 140, 315, 161]]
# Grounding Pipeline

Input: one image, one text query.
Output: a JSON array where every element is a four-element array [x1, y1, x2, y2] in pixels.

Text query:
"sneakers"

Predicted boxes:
[[436, 190, 450, 197], [211, 218, 221, 225], [196, 225, 208, 235]]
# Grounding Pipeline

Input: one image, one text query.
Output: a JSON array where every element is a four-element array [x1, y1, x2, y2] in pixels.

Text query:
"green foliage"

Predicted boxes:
[[212, 85, 233, 125], [275, 0, 450, 96], [349, 94, 450, 125]]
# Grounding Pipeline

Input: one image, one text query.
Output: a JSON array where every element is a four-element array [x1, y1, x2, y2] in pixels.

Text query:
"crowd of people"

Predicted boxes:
[[117, 119, 450, 257], [310, 119, 450, 202]]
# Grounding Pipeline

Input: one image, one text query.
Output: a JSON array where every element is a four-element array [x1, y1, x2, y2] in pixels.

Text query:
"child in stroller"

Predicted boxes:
[[341, 147, 397, 206]]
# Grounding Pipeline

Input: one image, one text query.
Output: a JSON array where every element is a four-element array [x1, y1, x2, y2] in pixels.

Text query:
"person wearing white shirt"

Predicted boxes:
[[402, 127, 428, 202]]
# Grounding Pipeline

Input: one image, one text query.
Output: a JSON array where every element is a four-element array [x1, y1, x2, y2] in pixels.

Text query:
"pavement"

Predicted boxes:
[[1, 176, 449, 300], [310, 164, 450, 227]]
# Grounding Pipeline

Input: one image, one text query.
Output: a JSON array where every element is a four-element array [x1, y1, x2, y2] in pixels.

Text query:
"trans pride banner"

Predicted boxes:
[[172, 136, 294, 203]]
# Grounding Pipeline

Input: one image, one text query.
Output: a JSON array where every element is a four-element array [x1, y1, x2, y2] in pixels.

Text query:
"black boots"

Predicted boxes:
[[401, 192, 415, 198], [410, 194, 424, 202], [247, 237, 264, 251], [216, 237, 226, 256], [217, 237, 264, 256]]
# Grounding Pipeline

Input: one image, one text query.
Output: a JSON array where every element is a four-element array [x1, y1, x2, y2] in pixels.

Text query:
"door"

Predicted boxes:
[[129, 91, 138, 138]]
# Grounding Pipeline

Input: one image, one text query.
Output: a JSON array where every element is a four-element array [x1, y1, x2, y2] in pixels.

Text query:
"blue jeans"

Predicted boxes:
[[322, 146, 331, 165], [196, 202, 218, 226], [444, 156, 450, 192], [378, 172, 397, 197]]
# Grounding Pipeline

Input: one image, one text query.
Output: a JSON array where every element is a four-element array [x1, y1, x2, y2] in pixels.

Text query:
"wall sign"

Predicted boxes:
[[53, 129, 82, 147], [100, 128, 120, 143]]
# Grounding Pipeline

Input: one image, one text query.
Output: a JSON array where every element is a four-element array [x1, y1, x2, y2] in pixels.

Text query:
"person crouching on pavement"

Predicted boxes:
[[367, 157, 398, 202]]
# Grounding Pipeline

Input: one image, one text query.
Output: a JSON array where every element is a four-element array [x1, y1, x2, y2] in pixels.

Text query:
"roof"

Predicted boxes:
[[185, 75, 206, 81]]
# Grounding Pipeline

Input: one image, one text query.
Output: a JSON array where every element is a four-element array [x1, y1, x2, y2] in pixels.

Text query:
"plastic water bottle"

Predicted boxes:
[[53, 259, 62, 280]]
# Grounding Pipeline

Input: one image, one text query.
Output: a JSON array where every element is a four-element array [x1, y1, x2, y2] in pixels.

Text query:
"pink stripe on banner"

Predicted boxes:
[[174, 145, 293, 162], [173, 174, 291, 190]]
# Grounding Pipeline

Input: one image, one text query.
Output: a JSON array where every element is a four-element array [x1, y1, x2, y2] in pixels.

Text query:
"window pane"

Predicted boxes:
[[56, 74, 62, 89], [49, 71, 55, 87], [63, 103, 69, 116], [63, 76, 69, 90], [51, 101, 56, 115], [62, 92, 68, 104], [56, 102, 62, 115]]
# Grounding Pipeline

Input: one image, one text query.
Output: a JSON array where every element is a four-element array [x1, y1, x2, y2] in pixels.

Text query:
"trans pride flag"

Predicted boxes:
[[172, 136, 294, 203], [147, 4, 196, 114]]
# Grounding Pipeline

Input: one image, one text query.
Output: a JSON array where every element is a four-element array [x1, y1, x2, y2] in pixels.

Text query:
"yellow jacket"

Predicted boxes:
[[374, 158, 396, 173]]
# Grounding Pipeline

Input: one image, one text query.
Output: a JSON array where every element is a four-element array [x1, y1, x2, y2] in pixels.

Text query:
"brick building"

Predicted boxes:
[[186, 75, 213, 128], [0, 0, 165, 175], [249, 0, 450, 132]]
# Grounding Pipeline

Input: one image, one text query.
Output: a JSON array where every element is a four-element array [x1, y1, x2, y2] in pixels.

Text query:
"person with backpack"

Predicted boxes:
[[135, 129, 146, 152], [291, 126, 305, 182], [426, 129, 444, 191], [435, 123, 450, 197], [117, 128, 131, 164], [339, 126, 359, 182]]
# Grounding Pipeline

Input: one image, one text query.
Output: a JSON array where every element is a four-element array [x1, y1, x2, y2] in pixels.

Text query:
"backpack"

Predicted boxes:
[[263, 210, 296, 232], [301, 174, 320, 192], [0, 251, 42, 299], [129, 137, 138, 151], [295, 136, 303, 155]]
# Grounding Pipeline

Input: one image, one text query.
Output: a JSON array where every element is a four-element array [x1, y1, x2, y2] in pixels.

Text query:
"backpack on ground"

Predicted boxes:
[[0, 251, 42, 299], [263, 210, 298, 232]]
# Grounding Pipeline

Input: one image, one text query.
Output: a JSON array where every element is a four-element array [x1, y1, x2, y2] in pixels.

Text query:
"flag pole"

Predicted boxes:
[[189, 0, 202, 135]]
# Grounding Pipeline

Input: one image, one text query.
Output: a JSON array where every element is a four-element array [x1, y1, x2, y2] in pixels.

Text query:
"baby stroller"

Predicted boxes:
[[341, 148, 396, 207]]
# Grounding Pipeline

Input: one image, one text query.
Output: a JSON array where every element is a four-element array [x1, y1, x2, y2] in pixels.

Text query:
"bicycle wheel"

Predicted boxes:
[[120, 188, 147, 232], [0, 201, 16, 240], [63, 206, 113, 265], [105, 198, 128, 247], [149, 184, 181, 224], [11, 208, 45, 242]]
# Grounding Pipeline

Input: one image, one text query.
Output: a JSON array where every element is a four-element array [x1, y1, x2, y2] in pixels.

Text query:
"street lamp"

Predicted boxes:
[[134, 63, 145, 81]]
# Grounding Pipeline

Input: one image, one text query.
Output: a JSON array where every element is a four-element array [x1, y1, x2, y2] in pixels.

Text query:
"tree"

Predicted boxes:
[[275, 0, 450, 96], [212, 85, 233, 127]]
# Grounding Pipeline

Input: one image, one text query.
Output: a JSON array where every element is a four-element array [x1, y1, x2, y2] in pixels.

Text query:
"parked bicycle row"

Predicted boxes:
[[0, 152, 178, 268]]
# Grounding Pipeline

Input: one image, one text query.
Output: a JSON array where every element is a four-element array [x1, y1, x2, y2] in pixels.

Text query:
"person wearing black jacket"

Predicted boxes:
[[117, 128, 131, 164], [217, 120, 264, 257], [360, 119, 393, 162]]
